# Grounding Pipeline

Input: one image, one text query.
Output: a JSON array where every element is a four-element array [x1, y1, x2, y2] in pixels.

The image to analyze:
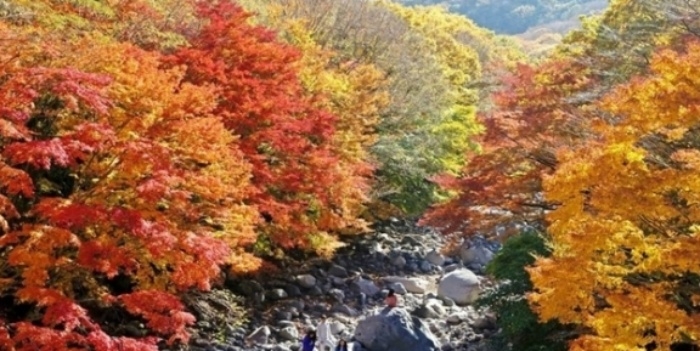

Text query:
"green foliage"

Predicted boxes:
[[478, 230, 573, 351], [183, 289, 248, 343], [240, 0, 496, 216]]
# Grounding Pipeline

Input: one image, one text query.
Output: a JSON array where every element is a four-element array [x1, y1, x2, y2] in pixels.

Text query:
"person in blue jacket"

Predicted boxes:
[[301, 329, 316, 351], [335, 338, 349, 351]]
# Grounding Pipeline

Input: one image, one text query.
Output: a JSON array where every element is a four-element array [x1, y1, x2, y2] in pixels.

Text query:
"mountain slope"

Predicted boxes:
[[396, 0, 608, 34]]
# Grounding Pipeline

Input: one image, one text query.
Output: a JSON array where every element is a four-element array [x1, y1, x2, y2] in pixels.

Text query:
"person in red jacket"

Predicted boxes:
[[385, 288, 398, 308]]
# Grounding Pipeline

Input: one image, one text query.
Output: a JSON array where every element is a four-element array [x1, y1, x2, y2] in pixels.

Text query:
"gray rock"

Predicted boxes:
[[192, 338, 210, 347], [446, 311, 469, 324], [278, 326, 299, 341], [443, 263, 462, 273], [383, 276, 429, 294], [412, 305, 439, 319], [460, 244, 494, 266], [278, 320, 296, 328], [308, 303, 329, 314], [229, 279, 263, 297], [420, 260, 432, 272], [274, 309, 293, 321], [426, 299, 446, 315], [228, 327, 247, 339], [392, 255, 407, 267], [467, 263, 485, 275], [358, 292, 367, 306], [354, 308, 440, 351], [255, 292, 266, 304], [283, 300, 305, 311], [370, 241, 385, 255], [331, 277, 347, 286], [330, 320, 346, 335], [352, 277, 380, 296], [269, 288, 288, 300], [400, 236, 421, 246], [332, 303, 358, 316], [328, 264, 349, 278], [328, 288, 345, 303], [439, 296, 456, 307], [437, 269, 480, 305], [376, 233, 393, 242], [470, 313, 497, 330], [425, 249, 446, 266], [285, 284, 302, 297], [246, 326, 271, 345], [308, 286, 323, 296], [388, 282, 408, 295], [412, 299, 445, 319], [296, 274, 316, 289]]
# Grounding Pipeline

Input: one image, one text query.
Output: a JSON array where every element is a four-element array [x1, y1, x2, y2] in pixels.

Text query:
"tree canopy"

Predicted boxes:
[[3, 0, 699, 350]]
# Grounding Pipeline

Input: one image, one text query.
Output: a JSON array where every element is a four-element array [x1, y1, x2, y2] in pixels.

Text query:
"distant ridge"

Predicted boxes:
[[395, 0, 608, 35]]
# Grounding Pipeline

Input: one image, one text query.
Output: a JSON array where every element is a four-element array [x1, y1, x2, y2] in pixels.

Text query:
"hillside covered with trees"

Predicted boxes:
[[0, 0, 699, 350], [0, 0, 520, 349], [397, 0, 607, 34], [423, 0, 700, 349]]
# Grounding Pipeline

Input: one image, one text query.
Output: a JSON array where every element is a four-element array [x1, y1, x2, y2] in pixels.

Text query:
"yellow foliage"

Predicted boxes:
[[7, 0, 200, 49], [380, 2, 480, 102], [529, 41, 700, 350]]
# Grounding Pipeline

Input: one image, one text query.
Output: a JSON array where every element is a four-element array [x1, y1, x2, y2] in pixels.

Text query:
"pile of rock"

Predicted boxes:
[[181, 218, 500, 351]]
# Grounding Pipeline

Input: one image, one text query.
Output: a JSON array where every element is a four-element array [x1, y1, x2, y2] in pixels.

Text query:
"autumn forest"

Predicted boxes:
[[0, 0, 698, 350]]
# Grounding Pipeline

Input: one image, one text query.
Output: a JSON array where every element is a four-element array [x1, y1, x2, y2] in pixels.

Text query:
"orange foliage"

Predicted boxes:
[[169, 2, 355, 251], [0, 17, 256, 349], [528, 40, 700, 350], [0, 0, 415, 348]]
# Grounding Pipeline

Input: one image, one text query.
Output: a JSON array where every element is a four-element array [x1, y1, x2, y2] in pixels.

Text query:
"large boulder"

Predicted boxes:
[[354, 308, 440, 351], [437, 269, 480, 305]]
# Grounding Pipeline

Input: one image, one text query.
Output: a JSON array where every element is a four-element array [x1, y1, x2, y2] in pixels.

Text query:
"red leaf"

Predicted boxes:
[[0, 163, 34, 197], [27, 67, 113, 114], [41, 298, 95, 331], [77, 240, 137, 278], [110, 209, 177, 255], [0, 118, 30, 140], [120, 291, 195, 344], [34, 198, 107, 230], [4, 139, 76, 169]]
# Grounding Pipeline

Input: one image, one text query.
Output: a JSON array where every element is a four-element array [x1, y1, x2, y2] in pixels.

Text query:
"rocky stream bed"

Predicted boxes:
[[174, 219, 502, 351]]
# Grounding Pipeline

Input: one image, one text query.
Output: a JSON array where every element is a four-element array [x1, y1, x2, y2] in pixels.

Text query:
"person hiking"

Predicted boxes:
[[335, 338, 349, 351], [385, 288, 398, 308], [301, 329, 316, 351], [316, 315, 336, 351]]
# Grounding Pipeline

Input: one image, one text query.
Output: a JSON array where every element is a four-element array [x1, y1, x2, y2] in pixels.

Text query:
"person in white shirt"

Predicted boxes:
[[315, 315, 336, 351]]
